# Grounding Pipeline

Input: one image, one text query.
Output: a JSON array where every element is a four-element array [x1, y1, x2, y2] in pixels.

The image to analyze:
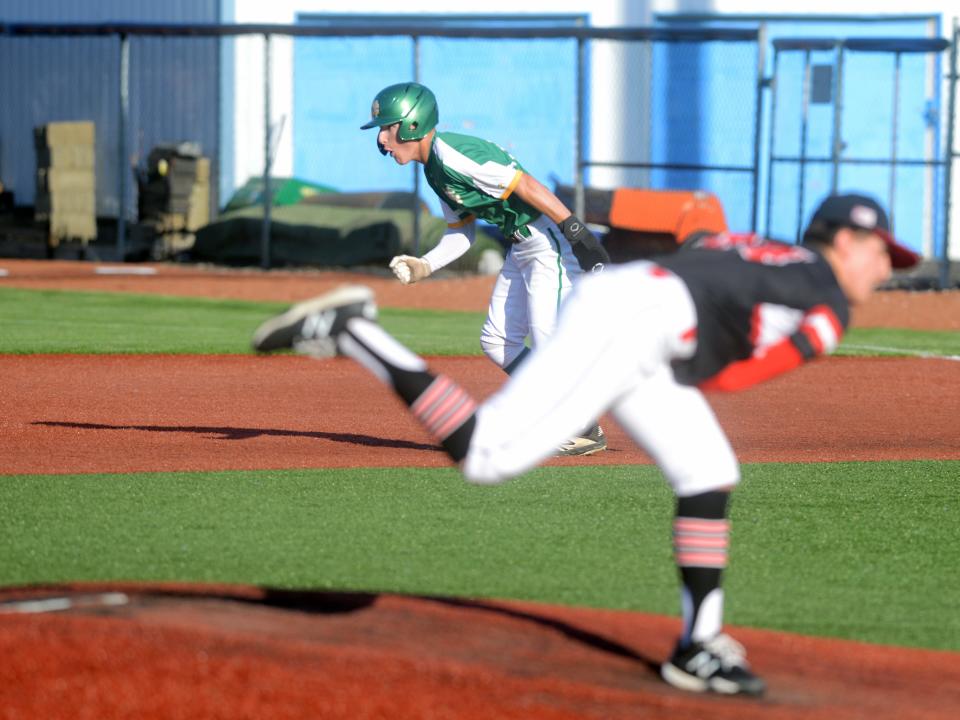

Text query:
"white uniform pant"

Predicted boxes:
[[480, 215, 583, 369], [463, 262, 741, 497]]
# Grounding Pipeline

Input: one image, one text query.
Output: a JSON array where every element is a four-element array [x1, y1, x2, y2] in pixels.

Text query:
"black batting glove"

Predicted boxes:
[[559, 215, 591, 244], [559, 215, 610, 273]]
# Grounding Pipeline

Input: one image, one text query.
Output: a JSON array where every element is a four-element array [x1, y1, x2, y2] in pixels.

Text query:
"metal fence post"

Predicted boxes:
[[795, 48, 814, 243], [942, 21, 958, 289], [261, 32, 272, 270], [889, 51, 902, 232], [574, 35, 585, 221], [413, 34, 421, 256], [117, 33, 130, 261], [750, 23, 767, 232], [830, 42, 845, 191], [764, 46, 780, 238]]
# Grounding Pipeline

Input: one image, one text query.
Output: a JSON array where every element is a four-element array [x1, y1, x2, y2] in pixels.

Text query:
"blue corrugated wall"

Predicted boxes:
[[0, 1, 220, 219]]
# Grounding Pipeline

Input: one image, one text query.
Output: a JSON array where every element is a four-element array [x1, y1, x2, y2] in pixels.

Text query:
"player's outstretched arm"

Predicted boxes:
[[510, 173, 610, 272], [698, 339, 804, 392], [511, 172, 572, 225], [700, 306, 843, 392]]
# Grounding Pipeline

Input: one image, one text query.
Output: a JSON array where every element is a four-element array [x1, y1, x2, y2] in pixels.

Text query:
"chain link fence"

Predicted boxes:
[[0, 21, 954, 280], [765, 35, 953, 285], [585, 30, 762, 232]]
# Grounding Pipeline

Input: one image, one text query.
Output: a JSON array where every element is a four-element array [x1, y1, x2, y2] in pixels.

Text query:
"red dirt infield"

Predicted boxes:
[[2, 258, 959, 718], [2, 354, 958, 475]]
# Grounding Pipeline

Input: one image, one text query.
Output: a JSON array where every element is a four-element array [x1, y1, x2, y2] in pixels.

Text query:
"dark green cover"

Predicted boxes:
[[224, 177, 337, 212], [192, 204, 444, 267]]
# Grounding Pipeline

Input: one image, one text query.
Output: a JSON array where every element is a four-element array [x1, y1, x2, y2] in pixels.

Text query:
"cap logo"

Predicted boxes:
[[371, 99, 380, 118], [851, 205, 877, 229]]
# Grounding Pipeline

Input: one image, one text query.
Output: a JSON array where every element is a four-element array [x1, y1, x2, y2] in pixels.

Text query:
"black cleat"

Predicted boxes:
[[251, 285, 377, 356], [661, 633, 766, 697]]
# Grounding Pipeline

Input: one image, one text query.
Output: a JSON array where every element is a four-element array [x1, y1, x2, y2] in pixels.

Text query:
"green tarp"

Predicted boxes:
[[224, 177, 336, 212], [192, 204, 446, 267]]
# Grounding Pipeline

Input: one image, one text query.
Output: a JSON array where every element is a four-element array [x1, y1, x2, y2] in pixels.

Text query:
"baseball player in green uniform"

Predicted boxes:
[[360, 82, 610, 456]]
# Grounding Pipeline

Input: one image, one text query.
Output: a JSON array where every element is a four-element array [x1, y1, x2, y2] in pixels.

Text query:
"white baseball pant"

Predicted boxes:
[[479, 215, 583, 369], [463, 262, 741, 497]]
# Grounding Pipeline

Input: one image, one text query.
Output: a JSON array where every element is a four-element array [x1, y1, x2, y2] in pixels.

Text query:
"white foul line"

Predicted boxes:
[[841, 344, 960, 361], [0, 592, 130, 614]]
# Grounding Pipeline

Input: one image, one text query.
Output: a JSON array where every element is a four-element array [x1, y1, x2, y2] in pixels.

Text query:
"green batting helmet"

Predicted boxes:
[[360, 82, 439, 144]]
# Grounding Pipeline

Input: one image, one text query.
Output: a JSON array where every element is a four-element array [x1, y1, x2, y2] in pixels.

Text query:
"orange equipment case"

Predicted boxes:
[[603, 188, 728, 262]]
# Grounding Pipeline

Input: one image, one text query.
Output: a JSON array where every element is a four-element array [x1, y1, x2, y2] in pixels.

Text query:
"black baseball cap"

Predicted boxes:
[[803, 193, 920, 269]]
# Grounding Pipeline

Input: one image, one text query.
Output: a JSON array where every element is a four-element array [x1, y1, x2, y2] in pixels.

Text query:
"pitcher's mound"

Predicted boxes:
[[0, 583, 956, 719]]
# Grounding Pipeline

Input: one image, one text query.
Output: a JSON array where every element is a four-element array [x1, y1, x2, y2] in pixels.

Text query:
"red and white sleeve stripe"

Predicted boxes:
[[800, 304, 843, 355]]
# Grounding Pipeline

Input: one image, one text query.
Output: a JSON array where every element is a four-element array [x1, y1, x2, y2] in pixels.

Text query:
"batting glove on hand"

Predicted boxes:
[[389, 255, 433, 285], [559, 215, 610, 273]]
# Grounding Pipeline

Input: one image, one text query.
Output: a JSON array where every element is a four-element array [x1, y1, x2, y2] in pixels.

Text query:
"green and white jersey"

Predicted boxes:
[[424, 131, 541, 238]]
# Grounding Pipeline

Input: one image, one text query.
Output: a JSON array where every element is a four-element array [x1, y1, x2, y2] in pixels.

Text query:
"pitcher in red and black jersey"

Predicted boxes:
[[252, 192, 920, 698]]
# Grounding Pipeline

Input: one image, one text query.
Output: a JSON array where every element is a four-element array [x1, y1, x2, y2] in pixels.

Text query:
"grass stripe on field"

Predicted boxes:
[[1, 287, 957, 358], [1, 460, 957, 651], [839, 327, 960, 359], [0, 287, 484, 355]]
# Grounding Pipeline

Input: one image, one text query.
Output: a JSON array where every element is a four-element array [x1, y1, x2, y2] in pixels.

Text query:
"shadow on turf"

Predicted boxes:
[[35, 420, 439, 451]]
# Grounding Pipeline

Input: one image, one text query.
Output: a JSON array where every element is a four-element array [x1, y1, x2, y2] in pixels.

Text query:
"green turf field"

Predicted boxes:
[[2, 285, 957, 651], [1, 462, 957, 650], [2, 287, 958, 357]]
